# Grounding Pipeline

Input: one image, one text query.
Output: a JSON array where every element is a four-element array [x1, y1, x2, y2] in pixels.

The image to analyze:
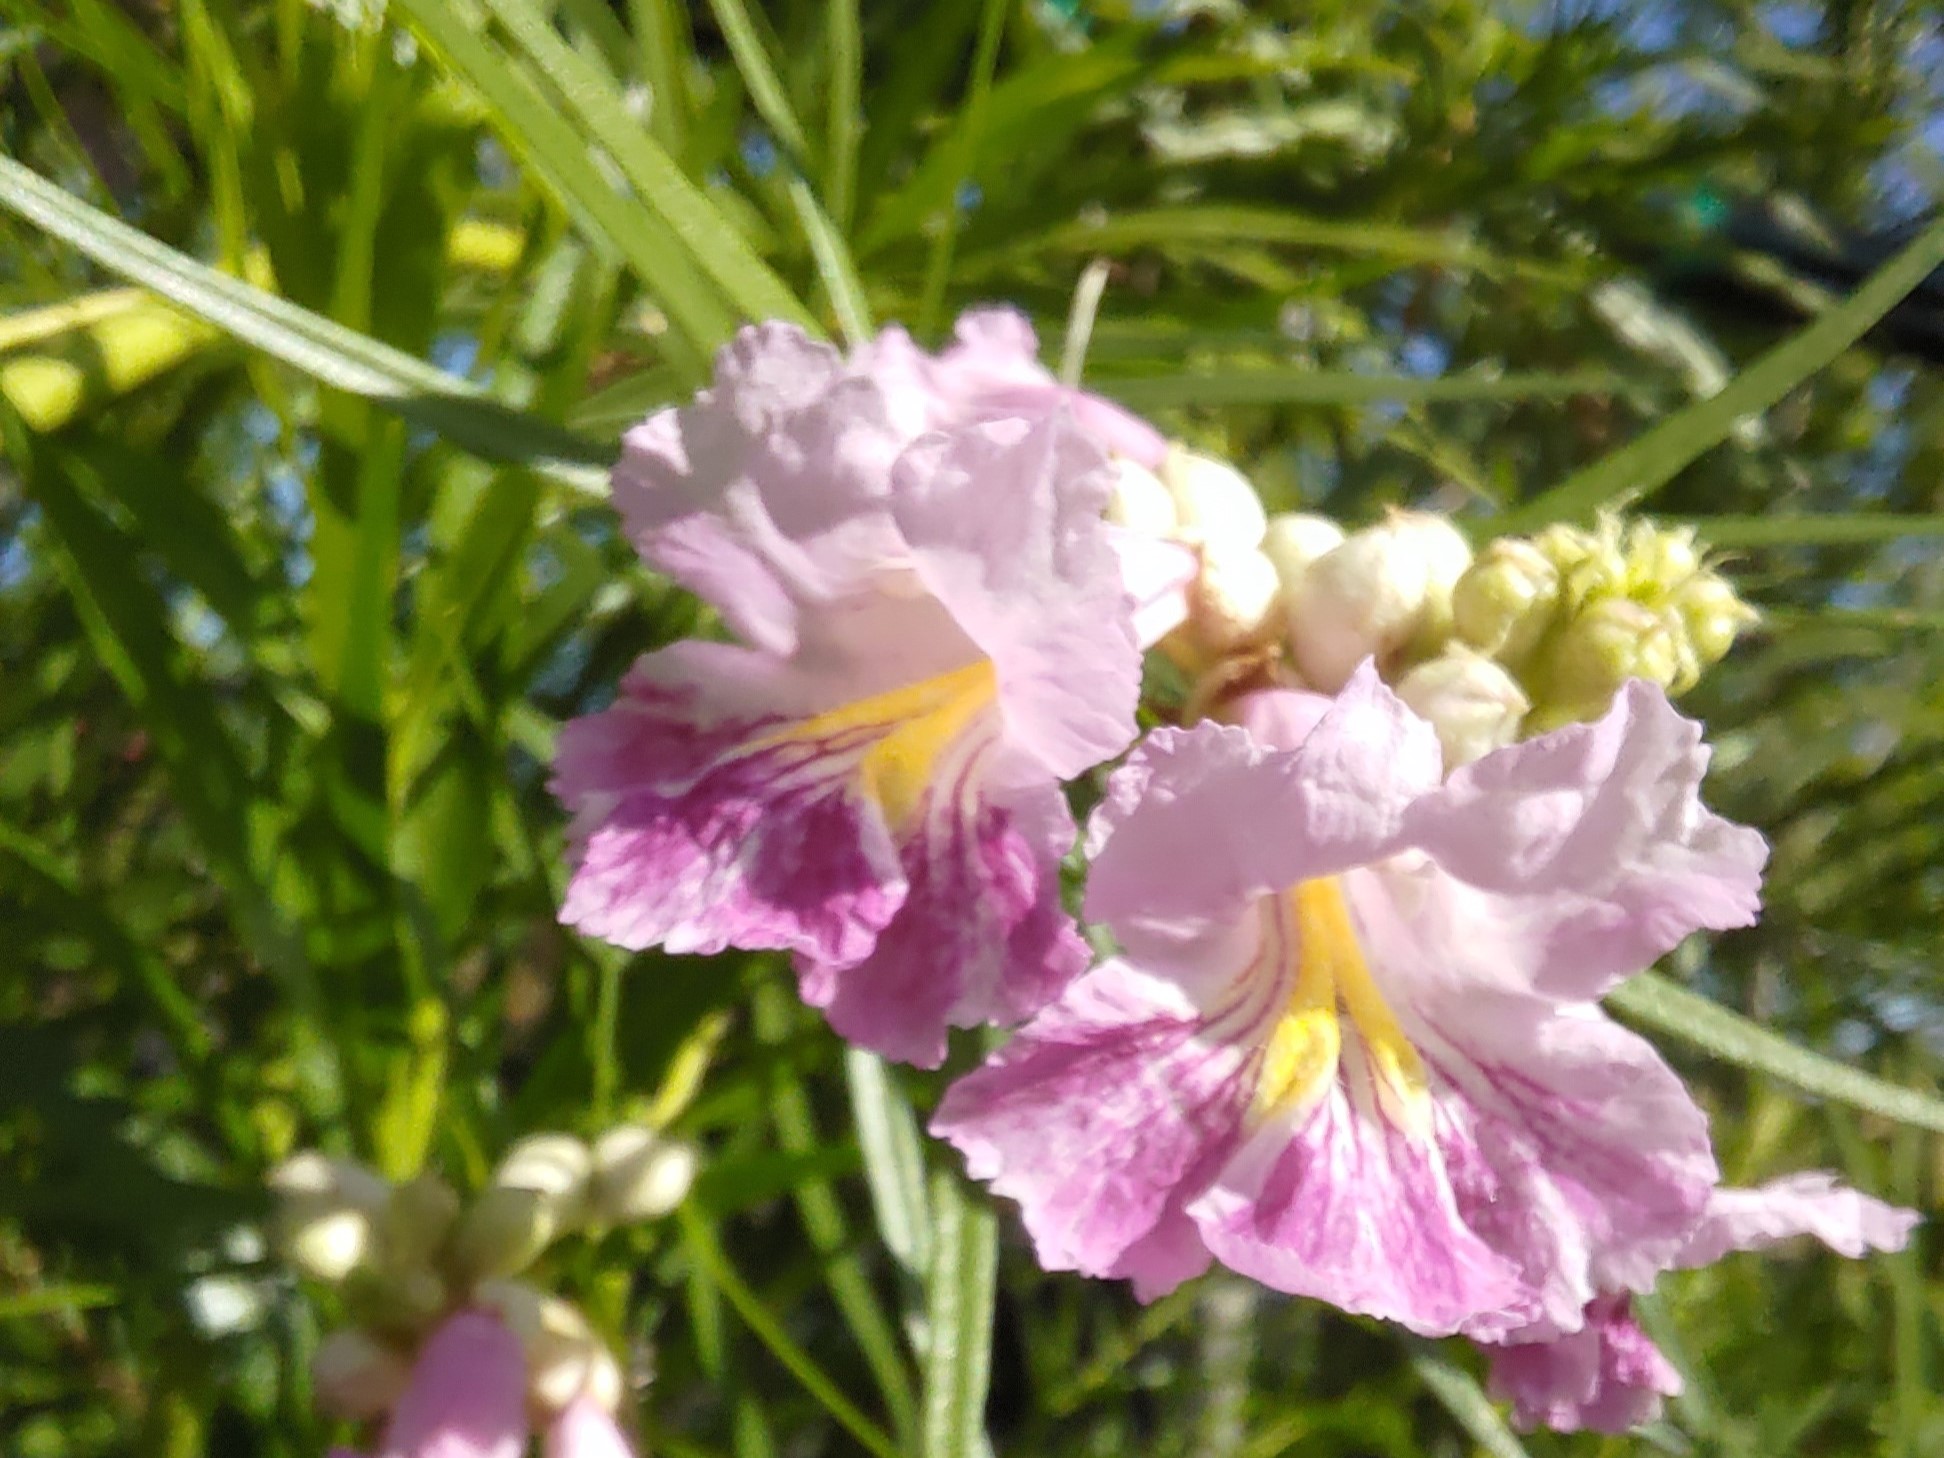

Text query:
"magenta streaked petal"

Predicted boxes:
[[1405, 680, 1768, 999], [807, 761, 1087, 1066], [932, 958, 1255, 1283], [1679, 1172, 1920, 1267], [1486, 1294, 1680, 1434], [1190, 1077, 1527, 1337], [378, 1311, 528, 1458]]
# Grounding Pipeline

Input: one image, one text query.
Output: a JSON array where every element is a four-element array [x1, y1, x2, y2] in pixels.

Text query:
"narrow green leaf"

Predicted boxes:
[[700, 0, 811, 160], [1408, 1348, 1530, 1458], [824, 0, 862, 231], [0, 155, 611, 488], [844, 1048, 932, 1280], [472, 0, 813, 332], [1675, 513, 1944, 549], [787, 176, 872, 347], [391, 0, 733, 366], [919, 1170, 998, 1458], [676, 1207, 902, 1458], [1610, 973, 1944, 1134], [1099, 367, 1615, 410], [1506, 216, 1944, 529], [915, 0, 1009, 338]]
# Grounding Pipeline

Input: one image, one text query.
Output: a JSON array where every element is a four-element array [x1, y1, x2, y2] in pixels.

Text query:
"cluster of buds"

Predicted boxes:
[[271, 1126, 697, 1429], [1451, 516, 1759, 732], [1108, 442, 1757, 769]]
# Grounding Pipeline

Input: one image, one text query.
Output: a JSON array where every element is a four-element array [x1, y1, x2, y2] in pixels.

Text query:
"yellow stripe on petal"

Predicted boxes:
[[1256, 878, 1432, 1137], [779, 659, 999, 828]]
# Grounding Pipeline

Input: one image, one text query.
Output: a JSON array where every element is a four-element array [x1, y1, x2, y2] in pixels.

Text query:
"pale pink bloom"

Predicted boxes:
[[555, 324, 1144, 1065], [934, 667, 1768, 1338], [337, 1310, 528, 1458], [1487, 1173, 1917, 1431], [542, 1397, 637, 1458]]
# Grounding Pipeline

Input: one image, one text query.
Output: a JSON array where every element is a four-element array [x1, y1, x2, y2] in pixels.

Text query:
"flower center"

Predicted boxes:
[[1255, 877, 1431, 1135], [783, 659, 1000, 828]]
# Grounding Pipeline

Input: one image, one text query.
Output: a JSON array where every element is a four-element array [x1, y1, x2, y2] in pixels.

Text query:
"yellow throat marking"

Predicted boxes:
[[777, 659, 999, 829], [1255, 877, 1431, 1133]]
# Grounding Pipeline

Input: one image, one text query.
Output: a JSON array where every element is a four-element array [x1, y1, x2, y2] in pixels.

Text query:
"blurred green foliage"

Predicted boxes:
[[2, 1, 1942, 1455]]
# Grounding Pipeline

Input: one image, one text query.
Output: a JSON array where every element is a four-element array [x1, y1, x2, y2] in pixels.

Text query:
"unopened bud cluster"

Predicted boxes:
[[1450, 517, 1758, 732], [1110, 444, 1756, 767], [270, 1126, 696, 1426]]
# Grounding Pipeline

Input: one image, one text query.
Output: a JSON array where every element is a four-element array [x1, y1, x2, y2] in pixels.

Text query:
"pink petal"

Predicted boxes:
[[932, 957, 1252, 1291], [1404, 680, 1768, 999], [804, 766, 1087, 1067], [543, 1398, 636, 1458], [1108, 527, 1195, 647], [892, 415, 1139, 783], [377, 1312, 528, 1458], [1678, 1171, 1920, 1267], [1226, 686, 1333, 752], [1486, 1294, 1681, 1434]]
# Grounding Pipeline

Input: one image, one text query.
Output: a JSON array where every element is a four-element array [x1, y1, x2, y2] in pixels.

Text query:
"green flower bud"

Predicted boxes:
[[448, 1185, 566, 1282], [1673, 573, 1759, 668], [1534, 598, 1683, 727], [1450, 538, 1560, 666]]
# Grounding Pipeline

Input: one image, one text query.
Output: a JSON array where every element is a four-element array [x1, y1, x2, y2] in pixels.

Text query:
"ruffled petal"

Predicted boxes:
[[612, 325, 909, 654], [1485, 1294, 1681, 1434], [892, 415, 1139, 782], [1085, 674, 1440, 949], [932, 957, 1257, 1289], [1108, 527, 1196, 647], [1404, 680, 1767, 999], [378, 1311, 528, 1458], [1678, 1171, 1920, 1267]]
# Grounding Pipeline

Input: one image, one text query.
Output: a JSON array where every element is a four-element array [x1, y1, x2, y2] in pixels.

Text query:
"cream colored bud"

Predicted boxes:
[[1158, 444, 1267, 549], [476, 1281, 623, 1417], [268, 1153, 391, 1284], [589, 1126, 698, 1224], [1283, 512, 1472, 691], [1188, 543, 1282, 655], [1395, 651, 1530, 770], [1260, 513, 1346, 595], [1103, 458, 1178, 537], [1450, 538, 1560, 665], [449, 1185, 566, 1282], [496, 1134, 594, 1207], [312, 1328, 411, 1421], [1673, 573, 1758, 668]]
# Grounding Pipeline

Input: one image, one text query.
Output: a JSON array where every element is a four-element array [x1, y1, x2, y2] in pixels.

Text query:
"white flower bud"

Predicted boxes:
[[312, 1327, 411, 1421], [1103, 458, 1178, 537], [268, 1153, 391, 1284], [496, 1134, 594, 1211], [1283, 512, 1472, 691], [1260, 512, 1346, 596], [1451, 538, 1560, 665], [1158, 444, 1267, 549], [589, 1126, 698, 1224], [1187, 543, 1282, 656], [1395, 651, 1530, 770]]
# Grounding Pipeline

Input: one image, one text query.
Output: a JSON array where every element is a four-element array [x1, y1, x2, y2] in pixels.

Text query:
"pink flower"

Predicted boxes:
[[330, 1312, 643, 1458], [933, 667, 1769, 1338], [554, 324, 1146, 1065], [339, 1311, 527, 1458], [1486, 1173, 1919, 1431]]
